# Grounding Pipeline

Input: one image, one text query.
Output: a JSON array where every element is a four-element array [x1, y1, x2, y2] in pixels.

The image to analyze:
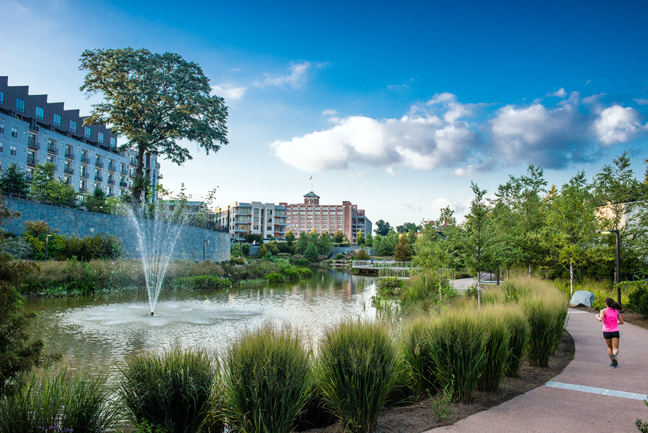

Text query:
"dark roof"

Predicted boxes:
[[303, 191, 320, 197]]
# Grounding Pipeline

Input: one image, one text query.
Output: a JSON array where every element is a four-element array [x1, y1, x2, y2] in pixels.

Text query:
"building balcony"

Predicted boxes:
[[120, 181, 128, 188], [94, 176, 103, 182], [95, 161, 104, 168], [27, 155, 37, 165], [80, 155, 90, 163], [79, 186, 87, 193], [28, 140, 40, 150], [108, 164, 116, 172], [108, 178, 115, 185], [121, 168, 128, 175], [130, 159, 137, 166], [65, 151, 75, 160], [64, 167, 74, 174], [47, 145, 58, 154], [80, 172, 89, 179]]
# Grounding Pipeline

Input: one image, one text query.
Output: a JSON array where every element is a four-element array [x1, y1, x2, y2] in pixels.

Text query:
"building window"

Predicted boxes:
[[53, 114, 61, 127], [80, 180, 87, 192], [0, 91, 4, 105], [98, 132, 104, 143], [70, 120, 77, 133], [26, 168, 34, 180], [110, 137, 116, 148], [85, 126, 91, 139], [16, 98, 25, 113], [35, 106, 44, 120], [0, 142, 2, 152], [0, 122, 4, 134], [47, 156, 54, 164], [11, 127, 17, 138], [10, 145, 16, 156]]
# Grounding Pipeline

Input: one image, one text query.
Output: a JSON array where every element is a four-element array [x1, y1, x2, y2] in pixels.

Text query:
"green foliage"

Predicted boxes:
[[374, 219, 392, 236], [502, 307, 531, 377], [426, 312, 486, 402], [317, 320, 398, 433], [356, 230, 365, 246], [117, 347, 216, 433], [290, 258, 310, 267], [332, 229, 345, 244], [627, 281, 648, 318], [230, 243, 251, 257], [637, 400, 648, 433], [28, 163, 77, 207], [84, 188, 110, 213], [223, 324, 311, 433], [172, 275, 231, 290], [365, 233, 374, 247], [403, 318, 438, 396], [285, 229, 295, 247], [257, 244, 267, 258], [377, 277, 403, 297], [428, 378, 454, 422], [80, 48, 228, 202], [265, 272, 285, 283], [304, 243, 319, 262], [0, 163, 29, 195], [477, 307, 510, 392], [319, 230, 333, 256], [335, 253, 345, 260], [355, 247, 370, 260], [0, 367, 115, 433], [394, 234, 413, 261]]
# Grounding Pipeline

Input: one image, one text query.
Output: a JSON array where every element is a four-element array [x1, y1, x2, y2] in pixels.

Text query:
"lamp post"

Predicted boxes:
[[45, 234, 52, 261], [599, 229, 621, 306], [203, 239, 210, 261]]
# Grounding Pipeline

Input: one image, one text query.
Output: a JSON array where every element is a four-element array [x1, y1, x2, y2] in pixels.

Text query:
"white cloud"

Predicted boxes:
[[426, 92, 457, 105], [634, 98, 648, 105], [547, 88, 567, 98], [257, 61, 316, 89], [594, 105, 647, 146], [211, 84, 246, 101], [322, 109, 337, 116], [385, 167, 395, 176]]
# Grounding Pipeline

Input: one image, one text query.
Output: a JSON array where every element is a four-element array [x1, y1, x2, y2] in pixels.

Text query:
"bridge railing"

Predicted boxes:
[[352, 260, 415, 269]]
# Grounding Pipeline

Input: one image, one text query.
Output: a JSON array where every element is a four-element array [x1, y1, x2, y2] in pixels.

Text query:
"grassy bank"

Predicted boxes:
[[20, 258, 314, 297], [1, 277, 570, 433]]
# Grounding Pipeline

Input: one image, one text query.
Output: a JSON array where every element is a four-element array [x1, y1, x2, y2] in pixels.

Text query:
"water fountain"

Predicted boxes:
[[127, 200, 188, 315]]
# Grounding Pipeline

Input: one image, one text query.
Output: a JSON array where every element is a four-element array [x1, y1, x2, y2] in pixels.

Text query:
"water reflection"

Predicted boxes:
[[25, 269, 376, 370]]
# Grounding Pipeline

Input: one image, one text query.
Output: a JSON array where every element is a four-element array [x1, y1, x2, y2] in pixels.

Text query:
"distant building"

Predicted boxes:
[[214, 201, 288, 242], [0, 76, 159, 198], [279, 191, 372, 245]]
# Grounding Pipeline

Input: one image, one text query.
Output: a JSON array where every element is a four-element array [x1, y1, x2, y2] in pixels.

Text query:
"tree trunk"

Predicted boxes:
[[134, 147, 146, 203], [477, 271, 481, 307]]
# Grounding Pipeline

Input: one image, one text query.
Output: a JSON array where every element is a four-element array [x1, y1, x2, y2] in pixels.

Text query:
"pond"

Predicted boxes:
[[25, 269, 377, 371]]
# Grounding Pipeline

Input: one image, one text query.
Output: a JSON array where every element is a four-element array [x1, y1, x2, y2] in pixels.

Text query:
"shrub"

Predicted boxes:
[[427, 311, 486, 402], [291, 258, 310, 267], [281, 266, 301, 282], [318, 320, 398, 433], [502, 306, 530, 377], [117, 347, 216, 433], [304, 243, 319, 262], [172, 275, 232, 290], [626, 281, 648, 318], [523, 290, 568, 367], [477, 306, 510, 392], [403, 317, 437, 396], [377, 277, 403, 297], [335, 254, 345, 260], [0, 367, 115, 433], [265, 272, 285, 283], [223, 324, 311, 433], [355, 248, 370, 260], [298, 267, 313, 278]]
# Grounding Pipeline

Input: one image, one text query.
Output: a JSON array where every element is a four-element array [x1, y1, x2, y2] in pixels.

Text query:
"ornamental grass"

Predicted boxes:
[[502, 305, 531, 377], [222, 323, 312, 433], [476, 305, 510, 392], [317, 320, 398, 433]]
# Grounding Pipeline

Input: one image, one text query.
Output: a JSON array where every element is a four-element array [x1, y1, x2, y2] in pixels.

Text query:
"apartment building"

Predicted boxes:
[[0, 77, 159, 198], [214, 201, 288, 242], [279, 191, 372, 245]]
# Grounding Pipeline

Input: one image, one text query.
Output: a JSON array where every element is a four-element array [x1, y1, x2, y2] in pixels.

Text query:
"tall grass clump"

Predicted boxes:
[[117, 347, 216, 433], [426, 311, 486, 402], [403, 316, 438, 397], [502, 306, 530, 377], [477, 306, 510, 392], [318, 320, 398, 433], [222, 324, 312, 433], [0, 367, 115, 432], [518, 279, 568, 367]]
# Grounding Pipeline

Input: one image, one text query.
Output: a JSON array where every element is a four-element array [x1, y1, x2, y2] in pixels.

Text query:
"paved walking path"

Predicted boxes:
[[425, 309, 648, 433]]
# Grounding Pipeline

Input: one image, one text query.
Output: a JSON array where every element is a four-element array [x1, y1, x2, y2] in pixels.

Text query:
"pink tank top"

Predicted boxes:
[[602, 308, 619, 332]]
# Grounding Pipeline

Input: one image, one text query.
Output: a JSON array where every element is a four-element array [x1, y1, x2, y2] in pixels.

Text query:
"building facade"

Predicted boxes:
[[279, 191, 372, 245], [214, 201, 288, 242], [0, 77, 159, 198]]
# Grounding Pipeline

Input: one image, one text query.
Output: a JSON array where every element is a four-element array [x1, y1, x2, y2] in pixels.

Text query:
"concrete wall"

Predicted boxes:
[[4, 197, 231, 262]]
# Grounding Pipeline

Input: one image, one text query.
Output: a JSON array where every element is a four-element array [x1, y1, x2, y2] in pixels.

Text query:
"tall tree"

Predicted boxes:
[[295, 231, 309, 254], [464, 182, 492, 305], [28, 163, 76, 208], [394, 234, 413, 261], [356, 230, 365, 246], [365, 233, 374, 247], [374, 219, 392, 236], [332, 229, 345, 244], [80, 48, 228, 202], [435, 206, 456, 227], [0, 163, 29, 196], [319, 230, 333, 256], [285, 229, 295, 247]]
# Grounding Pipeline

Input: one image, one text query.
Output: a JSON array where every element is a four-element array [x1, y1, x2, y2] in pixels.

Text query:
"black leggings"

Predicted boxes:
[[603, 331, 620, 339]]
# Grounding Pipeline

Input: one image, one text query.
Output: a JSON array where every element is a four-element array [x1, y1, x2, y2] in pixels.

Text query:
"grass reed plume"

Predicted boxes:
[[222, 323, 312, 433], [477, 306, 510, 392], [502, 305, 530, 377], [116, 347, 216, 433], [403, 316, 438, 397], [317, 320, 398, 433]]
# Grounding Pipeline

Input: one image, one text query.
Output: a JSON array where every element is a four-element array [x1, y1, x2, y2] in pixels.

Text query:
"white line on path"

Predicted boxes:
[[545, 381, 648, 401], [567, 311, 588, 314]]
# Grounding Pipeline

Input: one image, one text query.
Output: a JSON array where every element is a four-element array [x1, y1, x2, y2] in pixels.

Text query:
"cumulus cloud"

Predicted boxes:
[[322, 109, 337, 116], [634, 98, 648, 105], [211, 84, 246, 101], [547, 88, 567, 98], [271, 90, 648, 173], [257, 61, 317, 89]]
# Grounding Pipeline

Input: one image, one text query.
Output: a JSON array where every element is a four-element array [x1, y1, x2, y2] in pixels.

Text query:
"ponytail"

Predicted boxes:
[[605, 298, 621, 311]]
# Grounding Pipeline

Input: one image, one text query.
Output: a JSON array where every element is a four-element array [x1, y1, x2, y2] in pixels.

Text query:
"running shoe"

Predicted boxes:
[[611, 354, 618, 367], [610, 363, 617, 368]]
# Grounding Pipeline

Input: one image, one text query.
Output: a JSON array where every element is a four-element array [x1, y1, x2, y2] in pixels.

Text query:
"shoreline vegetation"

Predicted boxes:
[[2, 276, 575, 433]]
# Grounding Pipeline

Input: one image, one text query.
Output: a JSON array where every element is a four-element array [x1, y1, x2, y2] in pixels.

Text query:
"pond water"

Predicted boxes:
[[25, 269, 377, 371]]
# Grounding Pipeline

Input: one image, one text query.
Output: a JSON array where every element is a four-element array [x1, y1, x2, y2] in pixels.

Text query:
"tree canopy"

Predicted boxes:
[[79, 48, 228, 202]]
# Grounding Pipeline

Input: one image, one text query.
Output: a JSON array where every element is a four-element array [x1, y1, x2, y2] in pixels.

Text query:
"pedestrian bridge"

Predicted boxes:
[[352, 260, 418, 279]]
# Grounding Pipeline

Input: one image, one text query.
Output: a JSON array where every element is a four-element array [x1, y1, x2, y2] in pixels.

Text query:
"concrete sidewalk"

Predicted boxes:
[[425, 309, 648, 433]]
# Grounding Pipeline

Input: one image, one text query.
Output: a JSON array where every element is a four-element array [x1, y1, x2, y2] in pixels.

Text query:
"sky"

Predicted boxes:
[[1, 0, 647, 226]]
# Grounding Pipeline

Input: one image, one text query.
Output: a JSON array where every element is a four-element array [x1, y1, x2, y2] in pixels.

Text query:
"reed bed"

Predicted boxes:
[[502, 305, 531, 377], [476, 306, 510, 392], [0, 367, 115, 433], [317, 320, 398, 433], [222, 323, 312, 433], [116, 347, 216, 433]]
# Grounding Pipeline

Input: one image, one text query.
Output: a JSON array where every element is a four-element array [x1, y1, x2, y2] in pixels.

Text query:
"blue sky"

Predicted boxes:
[[1, 0, 647, 225]]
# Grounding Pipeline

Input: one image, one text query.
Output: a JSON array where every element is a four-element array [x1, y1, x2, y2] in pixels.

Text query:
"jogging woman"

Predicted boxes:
[[596, 298, 623, 367]]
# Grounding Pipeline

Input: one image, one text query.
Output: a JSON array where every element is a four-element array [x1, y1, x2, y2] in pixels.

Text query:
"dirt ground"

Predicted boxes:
[[574, 305, 648, 330], [302, 332, 575, 433]]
